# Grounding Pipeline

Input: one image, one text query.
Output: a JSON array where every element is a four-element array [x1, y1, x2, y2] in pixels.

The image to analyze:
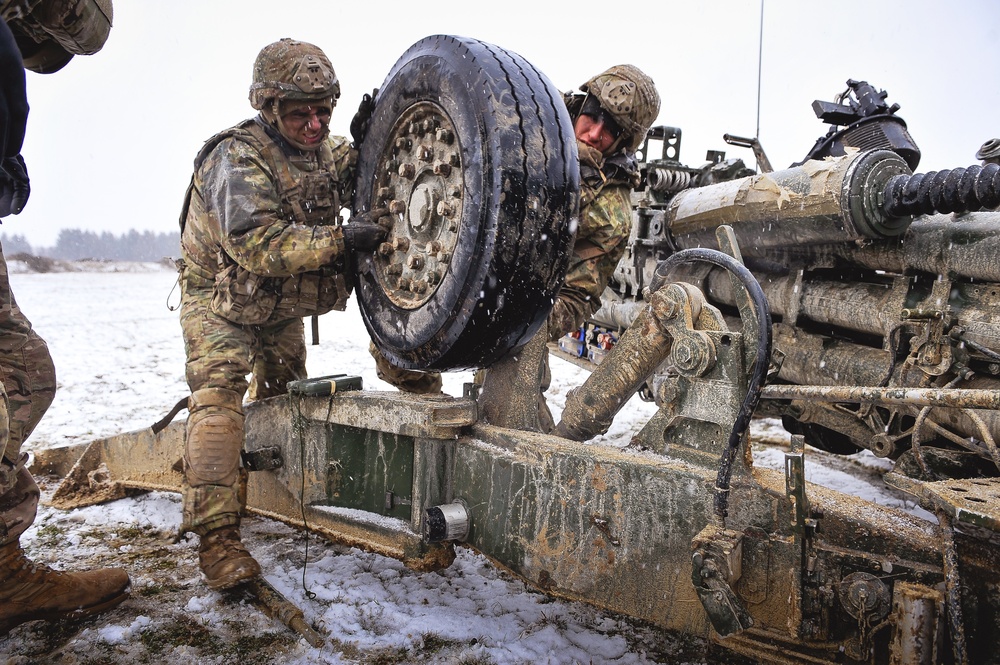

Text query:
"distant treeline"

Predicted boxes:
[[0, 229, 180, 261]]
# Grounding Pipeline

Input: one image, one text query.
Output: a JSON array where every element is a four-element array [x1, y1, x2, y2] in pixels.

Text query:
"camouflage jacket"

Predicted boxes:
[[548, 141, 639, 339], [179, 116, 355, 325]]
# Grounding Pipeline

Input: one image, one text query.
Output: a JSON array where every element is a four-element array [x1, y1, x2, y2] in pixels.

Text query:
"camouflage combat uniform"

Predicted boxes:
[[178, 116, 354, 536], [0, 250, 57, 549], [547, 141, 639, 340], [0, 9, 128, 633]]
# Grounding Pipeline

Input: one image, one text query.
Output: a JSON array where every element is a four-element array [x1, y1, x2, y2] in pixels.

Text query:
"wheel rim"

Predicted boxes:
[[371, 102, 464, 310]]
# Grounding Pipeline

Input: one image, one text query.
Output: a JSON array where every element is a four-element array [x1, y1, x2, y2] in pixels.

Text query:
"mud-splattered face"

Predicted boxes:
[[278, 100, 332, 150], [574, 112, 620, 155]]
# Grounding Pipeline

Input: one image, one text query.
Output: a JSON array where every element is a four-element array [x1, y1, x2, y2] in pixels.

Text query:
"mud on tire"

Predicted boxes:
[[354, 35, 579, 371]]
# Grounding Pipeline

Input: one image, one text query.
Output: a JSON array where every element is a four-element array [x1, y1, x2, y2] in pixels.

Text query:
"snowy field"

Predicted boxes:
[[0, 262, 931, 664]]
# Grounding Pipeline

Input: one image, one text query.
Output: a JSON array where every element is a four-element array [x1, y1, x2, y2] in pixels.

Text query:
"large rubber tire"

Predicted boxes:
[[354, 35, 579, 371]]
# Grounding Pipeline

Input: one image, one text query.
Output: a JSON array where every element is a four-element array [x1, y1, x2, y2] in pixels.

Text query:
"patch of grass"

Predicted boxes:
[[139, 616, 219, 655], [361, 645, 410, 665], [32, 523, 65, 545], [137, 615, 296, 665], [225, 630, 297, 664]]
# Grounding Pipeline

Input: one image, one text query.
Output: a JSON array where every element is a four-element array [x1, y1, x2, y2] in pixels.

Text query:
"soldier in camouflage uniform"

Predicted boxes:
[[178, 38, 387, 590], [0, 13, 129, 635], [533, 65, 661, 431], [549, 65, 660, 339], [373, 66, 660, 403]]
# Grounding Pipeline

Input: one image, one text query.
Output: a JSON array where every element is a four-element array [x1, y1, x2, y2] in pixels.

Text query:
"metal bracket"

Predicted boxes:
[[692, 526, 753, 637]]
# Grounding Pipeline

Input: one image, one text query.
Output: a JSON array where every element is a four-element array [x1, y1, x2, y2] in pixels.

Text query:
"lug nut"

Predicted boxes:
[[389, 199, 406, 215], [395, 137, 411, 151], [433, 163, 452, 176], [392, 236, 410, 251], [386, 262, 403, 275], [377, 187, 391, 200], [436, 128, 453, 143], [377, 242, 394, 257], [407, 254, 424, 270], [398, 163, 416, 179], [418, 146, 434, 162], [437, 201, 454, 217], [412, 279, 428, 294]]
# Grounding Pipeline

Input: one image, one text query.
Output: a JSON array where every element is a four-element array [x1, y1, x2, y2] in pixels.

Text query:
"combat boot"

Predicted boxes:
[[198, 525, 260, 590], [0, 541, 130, 635]]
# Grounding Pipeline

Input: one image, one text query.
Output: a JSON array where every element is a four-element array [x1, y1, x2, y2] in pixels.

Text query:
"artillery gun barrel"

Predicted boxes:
[[758, 211, 1000, 283], [666, 151, 1000, 259]]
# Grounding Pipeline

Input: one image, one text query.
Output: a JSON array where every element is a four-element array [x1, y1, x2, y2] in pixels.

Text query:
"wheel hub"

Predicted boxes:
[[372, 102, 463, 309]]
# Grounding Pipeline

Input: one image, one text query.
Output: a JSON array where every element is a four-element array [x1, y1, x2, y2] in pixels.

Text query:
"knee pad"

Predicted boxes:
[[185, 389, 244, 487]]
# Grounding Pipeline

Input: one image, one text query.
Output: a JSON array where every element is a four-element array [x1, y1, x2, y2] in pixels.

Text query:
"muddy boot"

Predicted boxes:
[[198, 526, 260, 590], [0, 541, 130, 635]]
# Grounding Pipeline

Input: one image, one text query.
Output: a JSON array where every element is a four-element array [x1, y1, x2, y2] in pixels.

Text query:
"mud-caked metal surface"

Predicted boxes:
[[372, 102, 463, 310]]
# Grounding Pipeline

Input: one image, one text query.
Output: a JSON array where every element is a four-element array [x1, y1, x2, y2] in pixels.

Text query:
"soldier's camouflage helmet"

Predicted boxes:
[[580, 65, 660, 152], [249, 38, 340, 111]]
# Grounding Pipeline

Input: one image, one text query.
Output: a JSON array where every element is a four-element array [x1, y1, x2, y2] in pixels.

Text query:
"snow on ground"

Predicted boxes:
[[0, 264, 932, 664]]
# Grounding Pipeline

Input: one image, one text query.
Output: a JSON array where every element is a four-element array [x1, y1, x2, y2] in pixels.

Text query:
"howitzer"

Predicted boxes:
[[594, 79, 1000, 481], [35, 44, 1000, 665]]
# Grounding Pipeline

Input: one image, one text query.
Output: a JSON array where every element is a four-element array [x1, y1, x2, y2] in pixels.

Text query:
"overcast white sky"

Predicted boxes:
[[9, 0, 1000, 247]]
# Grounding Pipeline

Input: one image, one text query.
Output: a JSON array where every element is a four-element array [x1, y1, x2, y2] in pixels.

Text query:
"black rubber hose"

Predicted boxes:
[[883, 163, 1000, 217], [650, 248, 773, 520]]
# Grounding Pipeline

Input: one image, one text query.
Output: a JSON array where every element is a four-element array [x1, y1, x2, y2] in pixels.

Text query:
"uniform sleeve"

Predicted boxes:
[[200, 138, 347, 277], [547, 183, 633, 340]]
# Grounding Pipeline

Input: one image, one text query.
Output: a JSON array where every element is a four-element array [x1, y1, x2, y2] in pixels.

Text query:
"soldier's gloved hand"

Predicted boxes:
[[343, 207, 389, 253], [350, 88, 378, 149], [0, 154, 29, 216]]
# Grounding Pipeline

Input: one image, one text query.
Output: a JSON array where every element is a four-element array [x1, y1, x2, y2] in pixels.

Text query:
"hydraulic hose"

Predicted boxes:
[[651, 248, 772, 521]]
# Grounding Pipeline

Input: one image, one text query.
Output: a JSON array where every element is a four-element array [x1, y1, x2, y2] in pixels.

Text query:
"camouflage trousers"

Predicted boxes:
[[0, 247, 57, 547], [179, 285, 307, 535]]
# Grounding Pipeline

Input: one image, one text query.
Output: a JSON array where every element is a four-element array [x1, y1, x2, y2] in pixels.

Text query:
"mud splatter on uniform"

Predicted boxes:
[[547, 141, 638, 340], [178, 116, 354, 535]]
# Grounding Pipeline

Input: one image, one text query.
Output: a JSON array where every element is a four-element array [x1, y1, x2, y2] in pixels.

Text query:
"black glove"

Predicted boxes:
[[350, 88, 378, 149], [0, 153, 29, 216], [343, 207, 389, 253]]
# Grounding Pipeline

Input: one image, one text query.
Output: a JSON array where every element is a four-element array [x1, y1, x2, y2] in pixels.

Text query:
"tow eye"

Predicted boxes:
[[692, 526, 754, 636]]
